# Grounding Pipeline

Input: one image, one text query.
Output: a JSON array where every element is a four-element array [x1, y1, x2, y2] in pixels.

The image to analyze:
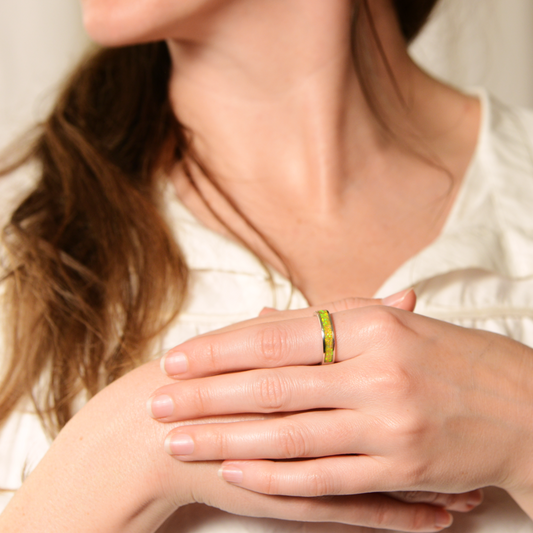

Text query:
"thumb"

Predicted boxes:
[[258, 307, 279, 317], [381, 288, 416, 312]]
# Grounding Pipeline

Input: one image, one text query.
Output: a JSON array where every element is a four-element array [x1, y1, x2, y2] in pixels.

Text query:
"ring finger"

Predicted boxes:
[[159, 305, 396, 379]]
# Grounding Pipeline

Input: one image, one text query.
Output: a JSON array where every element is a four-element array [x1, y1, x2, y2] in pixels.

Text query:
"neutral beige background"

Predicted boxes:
[[410, 0, 533, 110], [0, 0, 90, 147], [1, 0, 533, 149]]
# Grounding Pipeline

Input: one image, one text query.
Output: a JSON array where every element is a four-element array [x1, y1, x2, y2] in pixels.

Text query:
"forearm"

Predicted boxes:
[[499, 341, 533, 519], [0, 479, 172, 533], [0, 362, 186, 533], [0, 361, 278, 533]]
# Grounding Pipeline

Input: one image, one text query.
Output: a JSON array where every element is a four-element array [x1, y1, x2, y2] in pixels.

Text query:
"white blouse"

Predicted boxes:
[[2, 89, 533, 532]]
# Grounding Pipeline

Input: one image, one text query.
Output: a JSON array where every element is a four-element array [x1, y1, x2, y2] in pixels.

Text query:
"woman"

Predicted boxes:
[[1, 0, 533, 531]]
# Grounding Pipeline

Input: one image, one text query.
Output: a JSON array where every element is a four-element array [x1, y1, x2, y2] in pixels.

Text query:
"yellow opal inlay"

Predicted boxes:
[[316, 310, 335, 364]]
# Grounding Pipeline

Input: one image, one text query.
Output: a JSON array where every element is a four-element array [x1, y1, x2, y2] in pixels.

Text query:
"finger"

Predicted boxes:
[[382, 288, 416, 312], [160, 290, 415, 378], [217, 456, 405, 497], [163, 410, 380, 460], [388, 489, 484, 513], [257, 493, 453, 532], [160, 315, 338, 380], [258, 307, 279, 316], [148, 361, 379, 422], [220, 489, 452, 532], [150, 305, 416, 421], [178, 461, 450, 532]]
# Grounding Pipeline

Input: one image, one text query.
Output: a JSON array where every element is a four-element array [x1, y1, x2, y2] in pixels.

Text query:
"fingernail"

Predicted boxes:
[[147, 395, 174, 419], [161, 352, 188, 376], [165, 434, 195, 455], [382, 288, 411, 307], [435, 509, 453, 529], [259, 307, 278, 316], [218, 465, 243, 484]]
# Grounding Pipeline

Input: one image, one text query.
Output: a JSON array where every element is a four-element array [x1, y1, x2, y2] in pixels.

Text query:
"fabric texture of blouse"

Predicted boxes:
[[2, 89, 533, 532]]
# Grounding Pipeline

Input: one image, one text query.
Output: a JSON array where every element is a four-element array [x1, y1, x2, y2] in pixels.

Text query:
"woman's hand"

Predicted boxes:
[[148, 294, 533, 518], [0, 293, 476, 533]]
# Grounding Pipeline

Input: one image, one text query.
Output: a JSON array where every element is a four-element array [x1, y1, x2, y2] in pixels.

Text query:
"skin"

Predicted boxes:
[[0, 295, 481, 532], [161, 0, 480, 302], [83, 0, 480, 301], [0, 0, 501, 530], [151, 294, 533, 518]]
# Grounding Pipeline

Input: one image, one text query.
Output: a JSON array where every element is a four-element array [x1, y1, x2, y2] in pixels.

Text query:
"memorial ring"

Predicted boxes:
[[315, 310, 336, 364]]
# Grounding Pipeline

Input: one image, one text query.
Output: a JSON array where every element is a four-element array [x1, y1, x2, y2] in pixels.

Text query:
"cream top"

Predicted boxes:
[[2, 89, 533, 532]]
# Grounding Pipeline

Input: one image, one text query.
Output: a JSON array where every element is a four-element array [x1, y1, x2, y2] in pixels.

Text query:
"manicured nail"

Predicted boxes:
[[147, 395, 174, 419], [218, 465, 243, 484], [382, 288, 411, 307], [165, 433, 195, 455], [161, 352, 188, 376], [259, 307, 278, 316], [435, 509, 453, 529]]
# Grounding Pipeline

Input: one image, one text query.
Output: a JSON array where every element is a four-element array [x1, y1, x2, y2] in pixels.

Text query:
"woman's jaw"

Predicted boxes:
[[161, 0, 422, 197], [80, 0, 473, 214], [81, 0, 228, 46]]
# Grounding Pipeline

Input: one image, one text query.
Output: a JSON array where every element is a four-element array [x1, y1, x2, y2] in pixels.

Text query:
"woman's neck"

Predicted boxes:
[[166, 1, 406, 209], [165, 0, 480, 300]]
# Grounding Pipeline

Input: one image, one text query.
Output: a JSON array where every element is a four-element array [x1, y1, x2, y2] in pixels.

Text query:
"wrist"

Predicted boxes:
[[0, 361, 192, 532], [487, 338, 533, 500]]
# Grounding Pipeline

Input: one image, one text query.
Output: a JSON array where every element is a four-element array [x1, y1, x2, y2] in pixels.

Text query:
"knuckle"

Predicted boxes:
[[373, 496, 430, 531], [252, 371, 290, 411], [187, 383, 211, 414], [276, 422, 309, 458], [196, 340, 223, 373], [408, 505, 432, 531], [366, 306, 406, 339], [261, 470, 279, 495], [371, 365, 413, 402], [373, 498, 397, 528], [328, 297, 367, 312], [400, 457, 430, 487], [205, 427, 229, 457], [307, 466, 338, 496], [438, 492, 458, 508], [424, 491, 441, 505], [253, 325, 291, 366], [400, 490, 425, 503], [398, 490, 440, 505], [399, 413, 427, 445]]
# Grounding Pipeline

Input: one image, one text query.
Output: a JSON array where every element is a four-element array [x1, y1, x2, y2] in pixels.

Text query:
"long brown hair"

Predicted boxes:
[[0, 0, 440, 437]]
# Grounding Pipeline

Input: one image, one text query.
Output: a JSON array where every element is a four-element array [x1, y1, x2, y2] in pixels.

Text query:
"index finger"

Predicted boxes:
[[159, 291, 415, 379]]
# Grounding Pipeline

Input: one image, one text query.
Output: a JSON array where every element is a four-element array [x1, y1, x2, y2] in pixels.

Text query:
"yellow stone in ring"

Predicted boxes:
[[316, 310, 335, 364]]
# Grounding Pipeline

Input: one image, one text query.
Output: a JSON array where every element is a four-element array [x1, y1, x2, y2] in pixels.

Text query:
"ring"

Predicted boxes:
[[315, 310, 336, 364]]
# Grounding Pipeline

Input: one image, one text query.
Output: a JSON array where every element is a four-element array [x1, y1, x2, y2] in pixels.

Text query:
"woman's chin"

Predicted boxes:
[[80, 0, 220, 48], [81, 4, 160, 47], [82, 20, 161, 48]]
